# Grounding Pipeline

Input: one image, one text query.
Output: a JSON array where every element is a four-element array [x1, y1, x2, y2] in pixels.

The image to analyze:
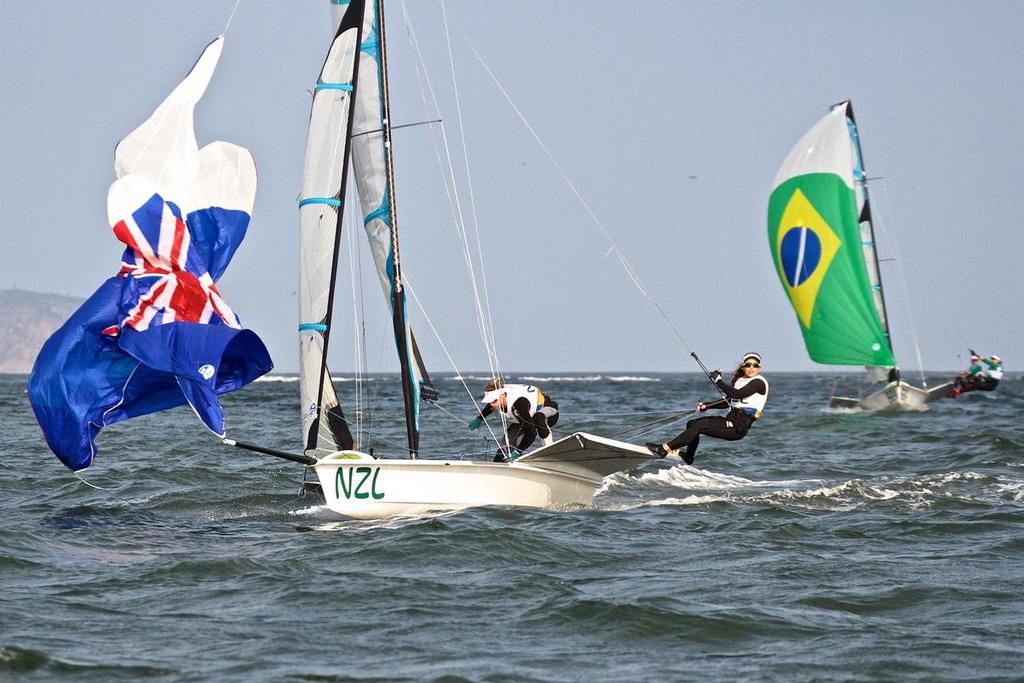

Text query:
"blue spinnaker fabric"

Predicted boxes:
[[28, 36, 272, 471]]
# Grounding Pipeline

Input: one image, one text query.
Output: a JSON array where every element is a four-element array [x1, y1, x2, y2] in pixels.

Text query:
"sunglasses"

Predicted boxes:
[[742, 362, 761, 368]]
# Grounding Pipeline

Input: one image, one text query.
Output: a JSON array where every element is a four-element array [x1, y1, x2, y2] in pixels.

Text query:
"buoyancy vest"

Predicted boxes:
[[498, 384, 545, 418], [727, 376, 768, 419], [983, 367, 1004, 381]]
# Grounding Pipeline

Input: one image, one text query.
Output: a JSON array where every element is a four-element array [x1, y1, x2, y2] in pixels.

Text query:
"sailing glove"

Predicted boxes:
[[709, 370, 722, 384], [468, 416, 483, 430]]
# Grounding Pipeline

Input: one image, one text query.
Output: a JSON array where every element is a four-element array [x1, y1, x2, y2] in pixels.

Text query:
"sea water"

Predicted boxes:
[[2, 372, 1022, 681]]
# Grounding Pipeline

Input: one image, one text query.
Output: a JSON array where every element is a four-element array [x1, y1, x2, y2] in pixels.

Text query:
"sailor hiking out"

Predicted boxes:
[[471, 379, 560, 462], [951, 350, 1003, 397], [646, 353, 768, 465]]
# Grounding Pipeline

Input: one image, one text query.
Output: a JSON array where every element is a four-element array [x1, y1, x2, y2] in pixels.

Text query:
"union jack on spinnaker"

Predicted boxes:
[[29, 36, 272, 471]]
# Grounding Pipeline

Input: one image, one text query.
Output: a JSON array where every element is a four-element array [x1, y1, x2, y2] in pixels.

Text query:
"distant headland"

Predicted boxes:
[[0, 289, 83, 373]]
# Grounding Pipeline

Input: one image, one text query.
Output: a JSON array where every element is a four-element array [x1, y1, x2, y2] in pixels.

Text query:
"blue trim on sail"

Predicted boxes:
[[315, 83, 354, 91], [364, 206, 389, 226], [299, 323, 328, 332], [299, 198, 342, 207], [331, 0, 350, 4]]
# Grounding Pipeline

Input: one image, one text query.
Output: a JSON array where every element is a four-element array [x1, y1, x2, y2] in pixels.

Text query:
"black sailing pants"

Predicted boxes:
[[666, 410, 752, 463]]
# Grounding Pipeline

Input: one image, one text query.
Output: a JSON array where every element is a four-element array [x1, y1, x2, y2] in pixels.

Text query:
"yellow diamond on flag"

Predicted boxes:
[[774, 188, 842, 329]]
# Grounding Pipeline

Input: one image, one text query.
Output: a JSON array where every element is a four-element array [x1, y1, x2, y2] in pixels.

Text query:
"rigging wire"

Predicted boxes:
[[222, 0, 243, 34], [437, 0, 504, 386], [345, 200, 366, 443], [441, 10, 720, 391], [607, 408, 699, 439], [873, 180, 928, 388], [399, 1, 499, 379], [400, 0, 510, 445], [404, 275, 504, 449]]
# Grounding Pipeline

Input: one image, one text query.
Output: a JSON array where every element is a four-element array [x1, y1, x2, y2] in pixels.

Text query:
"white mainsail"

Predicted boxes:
[[299, 1, 365, 457], [332, 0, 435, 456]]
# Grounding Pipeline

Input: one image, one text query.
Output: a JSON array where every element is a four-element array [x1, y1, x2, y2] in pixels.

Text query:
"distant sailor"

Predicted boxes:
[[951, 351, 1003, 397], [646, 353, 768, 465], [470, 379, 560, 462]]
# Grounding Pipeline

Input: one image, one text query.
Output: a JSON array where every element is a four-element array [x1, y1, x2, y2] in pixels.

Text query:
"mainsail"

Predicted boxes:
[[299, 0, 365, 457], [333, 0, 437, 457], [767, 100, 896, 368]]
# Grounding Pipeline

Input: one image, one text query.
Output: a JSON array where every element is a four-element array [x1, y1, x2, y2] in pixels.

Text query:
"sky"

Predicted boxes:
[[1, 1, 1021, 376]]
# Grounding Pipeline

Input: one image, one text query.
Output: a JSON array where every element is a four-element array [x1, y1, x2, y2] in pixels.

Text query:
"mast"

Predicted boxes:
[[373, 0, 422, 458], [840, 100, 896, 364], [299, 0, 365, 457], [343, 0, 438, 458]]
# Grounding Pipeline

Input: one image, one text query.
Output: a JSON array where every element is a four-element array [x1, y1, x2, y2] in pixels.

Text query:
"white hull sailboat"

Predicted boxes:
[[313, 433, 652, 519], [768, 101, 946, 412], [829, 380, 950, 412], [283, 0, 660, 518]]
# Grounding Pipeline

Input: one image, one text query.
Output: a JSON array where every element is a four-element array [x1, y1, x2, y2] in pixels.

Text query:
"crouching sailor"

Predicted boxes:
[[469, 380, 560, 462], [646, 352, 768, 465]]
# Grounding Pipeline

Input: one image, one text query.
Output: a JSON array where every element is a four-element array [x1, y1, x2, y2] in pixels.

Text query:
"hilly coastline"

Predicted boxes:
[[0, 289, 83, 373]]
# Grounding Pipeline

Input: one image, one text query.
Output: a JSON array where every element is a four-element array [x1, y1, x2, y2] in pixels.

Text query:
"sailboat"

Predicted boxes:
[[286, 0, 657, 518], [767, 101, 949, 411]]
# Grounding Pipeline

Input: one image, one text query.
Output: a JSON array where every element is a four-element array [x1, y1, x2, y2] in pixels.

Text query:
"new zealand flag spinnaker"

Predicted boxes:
[[29, 36, 272, 471]]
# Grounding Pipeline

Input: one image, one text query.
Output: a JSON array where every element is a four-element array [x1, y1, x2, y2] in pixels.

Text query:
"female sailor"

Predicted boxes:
[[646, 352, 768, 465], [470, 379, 560, 461]]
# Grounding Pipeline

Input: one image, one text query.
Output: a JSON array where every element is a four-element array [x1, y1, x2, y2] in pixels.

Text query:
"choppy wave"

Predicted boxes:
[[519, 375, 603, 382], [255, 374, 361, 383], [606, 376, 660, 382], [7, 372, 1024, 681], [604, 464, 1024, 512], [515, 375, 661, 383]]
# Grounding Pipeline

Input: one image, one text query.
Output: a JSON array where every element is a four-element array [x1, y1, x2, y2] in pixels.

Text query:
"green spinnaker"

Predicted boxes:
[[768, 171, 895, 367]]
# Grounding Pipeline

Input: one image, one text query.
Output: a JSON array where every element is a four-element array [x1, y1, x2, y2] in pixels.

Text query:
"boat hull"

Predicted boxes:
[[311, 432, 654, 519], [830, 380, 939, 412]]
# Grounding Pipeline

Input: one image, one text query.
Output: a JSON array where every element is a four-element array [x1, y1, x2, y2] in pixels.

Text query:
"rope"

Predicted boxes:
[[73, 470, 116, 491], [400, 3, 503, 384], [874, 181, 928, 389], [222, 0, 243, 34], [401, 0, 512, 451], [444, 11, 718, 384], [404, 276, 503, 449], [607, 408, 699, 438]]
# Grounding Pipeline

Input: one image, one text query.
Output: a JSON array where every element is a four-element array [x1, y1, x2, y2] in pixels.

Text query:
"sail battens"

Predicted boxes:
[[363, 206, 388, 225], [299, 197, 342, 207], [299, 0, 365, 456]]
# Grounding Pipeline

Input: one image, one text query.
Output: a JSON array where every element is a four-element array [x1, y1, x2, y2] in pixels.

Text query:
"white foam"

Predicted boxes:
[[606, 376, 661, 382], [519, 375, 603, 382]]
